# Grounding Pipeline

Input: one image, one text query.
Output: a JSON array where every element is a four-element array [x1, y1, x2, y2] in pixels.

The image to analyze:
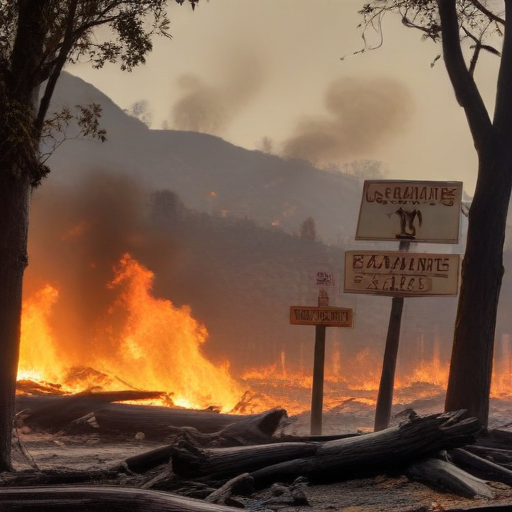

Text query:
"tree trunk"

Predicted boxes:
[[0, 171, 31, 471], [445, 148, 512, 427]]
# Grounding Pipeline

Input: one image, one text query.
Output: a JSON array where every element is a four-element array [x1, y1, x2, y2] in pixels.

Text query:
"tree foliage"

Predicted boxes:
[[0, 0, 201, 185], [358, 0, 503, 74]]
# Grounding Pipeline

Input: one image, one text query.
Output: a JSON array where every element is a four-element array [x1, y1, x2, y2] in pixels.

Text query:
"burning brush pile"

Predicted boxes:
[[19, 254, 244, 412]]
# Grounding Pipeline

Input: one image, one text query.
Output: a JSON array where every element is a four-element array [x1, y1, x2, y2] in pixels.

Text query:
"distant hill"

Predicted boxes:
[[46, 72, 365, 245], [29, 72, 512, 381]]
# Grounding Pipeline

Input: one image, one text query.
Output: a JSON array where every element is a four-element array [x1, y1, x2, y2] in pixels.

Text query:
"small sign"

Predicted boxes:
[[344, 251, 461, 297], [355, 180, 463, 243], [290, 306, 353, 327], [313, 270, 336, 289]]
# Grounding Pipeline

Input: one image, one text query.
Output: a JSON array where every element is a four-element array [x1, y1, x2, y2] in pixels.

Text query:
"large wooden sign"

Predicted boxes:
[[344, 251, 461, 297], [290, 306, 353, 327], [356, 180, 463, 243]]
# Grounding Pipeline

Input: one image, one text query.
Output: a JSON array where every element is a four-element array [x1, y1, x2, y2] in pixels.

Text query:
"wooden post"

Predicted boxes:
[[374, 240, 410, 432], [310, 324, 326, 435], [290, 292, 353, 436]]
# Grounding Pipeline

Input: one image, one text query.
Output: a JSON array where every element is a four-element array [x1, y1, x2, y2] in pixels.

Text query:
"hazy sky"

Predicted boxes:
[[69, 0, 503, 195]]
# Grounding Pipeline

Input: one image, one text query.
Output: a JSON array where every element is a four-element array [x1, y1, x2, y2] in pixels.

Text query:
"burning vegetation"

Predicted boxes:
[[19, 253, 242, 412]]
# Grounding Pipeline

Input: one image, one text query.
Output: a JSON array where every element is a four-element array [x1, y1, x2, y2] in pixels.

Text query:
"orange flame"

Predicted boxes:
[[19, 285, 63, 383], [19, 257, 512, 415], [19, 254, 242, 411]]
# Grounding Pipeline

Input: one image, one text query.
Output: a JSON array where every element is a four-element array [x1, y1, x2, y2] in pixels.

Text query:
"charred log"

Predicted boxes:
[[0, 469, 120, 487], [125, 408, 288, 473], [205, 473, 254, 505], [463, 445, 512, 464], [449, 447, 512, 486], [0, 486, 238, 511], [249, 410, 480, 487], [172, 441, 318, 480], [406, 457, 494, 498], [17, 391, 165, 430], [92, 403, 267, 439]]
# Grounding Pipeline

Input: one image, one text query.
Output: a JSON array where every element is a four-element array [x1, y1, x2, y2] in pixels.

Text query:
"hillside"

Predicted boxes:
[[28, 72, 512, 386], [45, 73, 364, 244]]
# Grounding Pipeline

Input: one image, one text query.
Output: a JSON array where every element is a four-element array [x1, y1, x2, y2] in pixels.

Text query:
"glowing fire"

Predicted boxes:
[[19, 254, 243, 412], [19, 285, 63, 383], [19, 255, 512, 416]]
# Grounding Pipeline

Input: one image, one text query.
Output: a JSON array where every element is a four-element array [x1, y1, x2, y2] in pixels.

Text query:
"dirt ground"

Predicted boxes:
[[9, 397, 512, 512]]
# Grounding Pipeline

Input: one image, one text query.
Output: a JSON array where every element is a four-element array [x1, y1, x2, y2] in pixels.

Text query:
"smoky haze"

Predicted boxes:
[[26, 173, 152, 366], [170, 50, 267, 134], [281, 77, 414, 165]]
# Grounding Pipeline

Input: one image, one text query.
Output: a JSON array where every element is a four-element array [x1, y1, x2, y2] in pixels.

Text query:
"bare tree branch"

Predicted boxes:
[[436, 0, 493, 152]]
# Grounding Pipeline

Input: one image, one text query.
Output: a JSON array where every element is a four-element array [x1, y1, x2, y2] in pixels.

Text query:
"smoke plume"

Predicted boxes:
[[281, 77, 414, 164], [170, 50, 266, 134]]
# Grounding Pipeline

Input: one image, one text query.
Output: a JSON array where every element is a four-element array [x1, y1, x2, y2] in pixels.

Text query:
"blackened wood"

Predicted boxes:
[[275, 432, 360, 443], [205, 473, 253, 504], [93, 403, 261, 439], [17, 391, 165, 430], [406, 457, 494, 498], [450, 447, 512, 486], [463, 445, 512, 464], [0, 486, 237, 511], [125, 408, 288, 474], [250, 410, 480, 486], [125, 445, 173, 473], [475, 429, 512, 450], [0, 469, 120, 487], [172, 441, 318, 480]]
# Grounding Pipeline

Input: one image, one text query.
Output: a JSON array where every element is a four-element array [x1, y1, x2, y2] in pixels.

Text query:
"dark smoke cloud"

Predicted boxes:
[[170, 50, 266, 134], [281, 77, 414, 164], [25, 172, 180, 364]]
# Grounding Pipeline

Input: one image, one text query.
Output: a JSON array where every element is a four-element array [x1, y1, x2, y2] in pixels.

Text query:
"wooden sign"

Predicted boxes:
[[355, 180, 463, 243], [344, 251, 461, 297], [290, 306, 353, 327]]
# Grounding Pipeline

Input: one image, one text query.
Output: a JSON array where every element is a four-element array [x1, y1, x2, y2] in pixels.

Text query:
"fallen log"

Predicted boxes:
[[0, 486, 238, 511], [172, 441, 318, 480], [464, 445, 512, 464], [248, 410, 480, 487], [475, 429, 512, 450], [125, 408, 288, 473], [450, 448, 512, 487], [0, 469, 120, 487], [92, 403, 263, 439], [406, 457, 494, 498], [17, 392, 263, 438], [205, 473, 254, 505], [17, 391, 165, 430]]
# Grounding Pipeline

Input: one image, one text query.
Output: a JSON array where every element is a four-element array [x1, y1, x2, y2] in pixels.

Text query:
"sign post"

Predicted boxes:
[[350, 180, 462, 432], [312, 300, 327, 436], [374, 240, 408, 432], [290, 294, 353, 435]]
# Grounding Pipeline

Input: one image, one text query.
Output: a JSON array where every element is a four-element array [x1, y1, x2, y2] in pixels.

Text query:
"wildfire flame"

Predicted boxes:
[[19, 254, 243, 411], [19, 253, 512, 415]]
